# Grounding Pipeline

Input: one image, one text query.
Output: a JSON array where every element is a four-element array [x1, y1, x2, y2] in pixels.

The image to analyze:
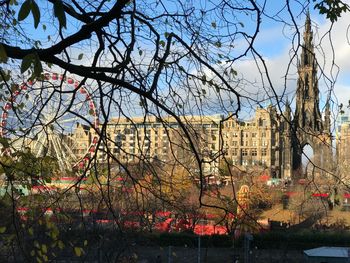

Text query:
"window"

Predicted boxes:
[[252, 133, 257, 138], [232, 149, 238, 156], [261, 132, 266, 137], [242, 149, 248, 156], [232, 132, 238, 137], [262, 148, 267, 156], [252, 149, 257, 156], [252, 140, 257, 146], [262, 140, 268, 146], [232, 141, 238, 146]]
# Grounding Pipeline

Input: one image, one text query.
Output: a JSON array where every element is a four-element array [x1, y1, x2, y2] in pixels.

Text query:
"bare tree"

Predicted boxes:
[[0, 0, 350, 261]]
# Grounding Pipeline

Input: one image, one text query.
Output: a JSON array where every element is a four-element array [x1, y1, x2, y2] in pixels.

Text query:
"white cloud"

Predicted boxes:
[[230, 10, 350, 114]]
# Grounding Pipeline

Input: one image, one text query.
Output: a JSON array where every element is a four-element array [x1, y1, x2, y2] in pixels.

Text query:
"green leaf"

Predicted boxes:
[[78, 53, 83, 60], [230, 68, 237, 76], [0, 44, 8, 63], [215, 41, 222, 48], [201, 74, 207, 85], [28, 227, 34, 236], [21, 53, 35, 73], [0, 226, 6, 233], [74, 247, 83, 257], [53, 0, 66, 29], [30, 250, 35, 257], [31, 1, 41, 29], [41, 244, 47, 254], [211, 21, 216, 28], [33, 53, 43, 77], [159, 40, 165, 47], [138, 49, 143, 56], [58, 240, 64, 250], [18, 0, 31, 21]]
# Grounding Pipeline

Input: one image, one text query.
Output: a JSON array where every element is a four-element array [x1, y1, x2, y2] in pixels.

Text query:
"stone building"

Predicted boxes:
[[70, 13, 334, 181], [222, 106, 280, 176], [336, 115, 350, 183]]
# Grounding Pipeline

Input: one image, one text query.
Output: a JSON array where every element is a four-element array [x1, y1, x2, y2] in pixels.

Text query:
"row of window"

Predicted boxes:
[[231, 131, 267, 138], [229, 148, 268, 156], [230, 140, 269, 147]]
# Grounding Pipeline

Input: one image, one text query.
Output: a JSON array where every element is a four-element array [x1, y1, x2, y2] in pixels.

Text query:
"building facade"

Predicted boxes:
[[69, 14, 335, 181], [336, 115, 350, 183]]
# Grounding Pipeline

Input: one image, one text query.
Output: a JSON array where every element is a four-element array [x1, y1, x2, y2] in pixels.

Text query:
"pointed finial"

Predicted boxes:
[[305, 9, 311, 32]]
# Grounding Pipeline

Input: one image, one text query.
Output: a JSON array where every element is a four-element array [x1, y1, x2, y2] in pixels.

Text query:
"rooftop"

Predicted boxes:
[[304, 247, 350, 258]]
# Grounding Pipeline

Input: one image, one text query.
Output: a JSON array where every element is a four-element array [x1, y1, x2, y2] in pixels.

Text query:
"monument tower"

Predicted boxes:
[[287, 12, 333, 179]]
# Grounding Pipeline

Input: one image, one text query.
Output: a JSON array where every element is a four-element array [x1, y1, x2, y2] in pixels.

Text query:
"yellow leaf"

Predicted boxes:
[[51, 228, 59, 240], [28, 227, 34, 236], [83, 240, 88, 246], [58, 240, 64, 250], [74, 247, 82, 257], [30, 250, 35, 257], [41, 244, 47, 254], [0, 226, 6, 233], [36, 257, 42, 263], [43, 255, 48, 262]]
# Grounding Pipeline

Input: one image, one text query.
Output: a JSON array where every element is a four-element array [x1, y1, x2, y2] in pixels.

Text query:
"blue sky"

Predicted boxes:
[[10, 1, 350, 118]]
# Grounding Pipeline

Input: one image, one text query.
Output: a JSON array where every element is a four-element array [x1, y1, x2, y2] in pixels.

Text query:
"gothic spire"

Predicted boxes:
[[305, 10, 311, 35], [285, 97, 291, 121], [294, 12, 322, 132], [301, 10, 314, 67], [324, 99, 331, 133]]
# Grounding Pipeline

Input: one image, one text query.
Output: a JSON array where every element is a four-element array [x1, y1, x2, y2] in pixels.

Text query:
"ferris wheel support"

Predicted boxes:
[[0, 72, 100, 173]]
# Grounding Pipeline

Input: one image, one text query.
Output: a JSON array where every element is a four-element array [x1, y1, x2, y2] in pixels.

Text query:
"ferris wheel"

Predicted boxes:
[[0, 72, 99, 172]]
